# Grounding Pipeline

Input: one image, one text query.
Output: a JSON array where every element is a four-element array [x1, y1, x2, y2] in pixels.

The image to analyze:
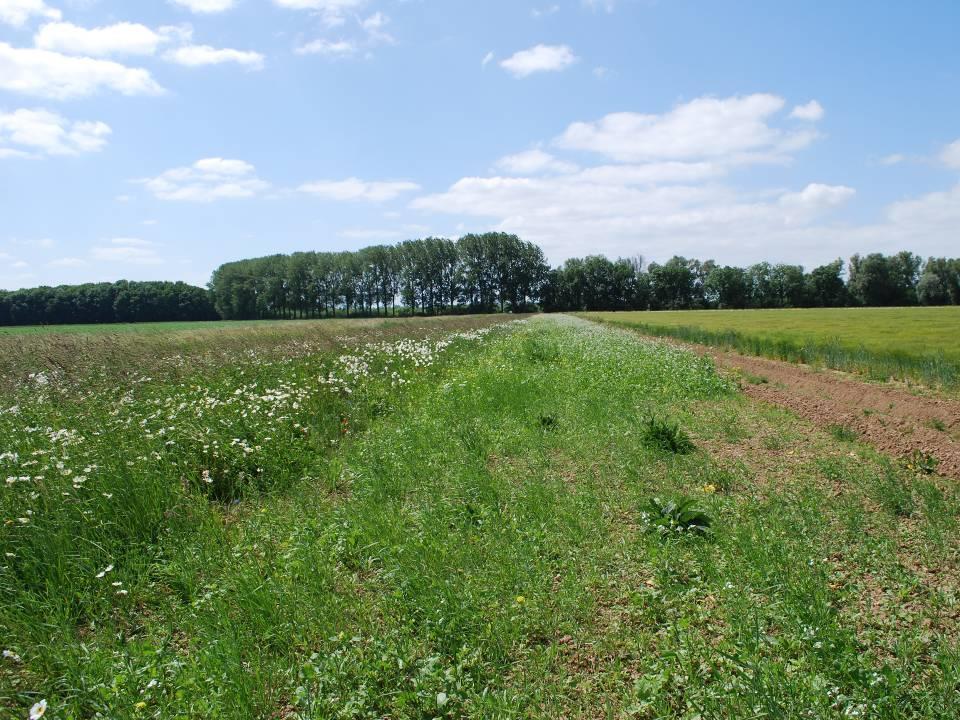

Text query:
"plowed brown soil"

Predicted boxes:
[[658, 337, 960, 479]]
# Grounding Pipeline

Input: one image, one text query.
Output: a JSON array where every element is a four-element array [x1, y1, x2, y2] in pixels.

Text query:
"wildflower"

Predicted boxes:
[[202, 469, 212, 484], [702, 484, 717, 494], [2, 649, 21, 662], [134, 701, 147, 710], [29, 700, 47, 719], [515, 595, 526, 605], [95, 564, 114, 579]]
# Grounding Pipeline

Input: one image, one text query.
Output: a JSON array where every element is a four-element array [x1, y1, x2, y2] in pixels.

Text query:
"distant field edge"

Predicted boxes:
[[580, 312, 960, 393]]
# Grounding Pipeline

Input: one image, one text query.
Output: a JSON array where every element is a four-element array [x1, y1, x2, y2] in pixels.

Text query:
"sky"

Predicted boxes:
[[1, 0, 959, 291]]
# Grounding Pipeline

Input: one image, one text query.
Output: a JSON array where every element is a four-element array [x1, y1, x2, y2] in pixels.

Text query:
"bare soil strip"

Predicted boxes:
[[635, 332, 960, 479]]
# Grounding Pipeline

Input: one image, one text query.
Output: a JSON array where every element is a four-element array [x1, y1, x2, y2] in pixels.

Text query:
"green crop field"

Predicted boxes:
[[2, 315, 958, 718], [584, 307, 960, 391]]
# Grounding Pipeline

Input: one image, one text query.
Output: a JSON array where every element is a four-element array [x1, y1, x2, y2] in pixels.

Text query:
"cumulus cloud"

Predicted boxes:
[[789, 100, 824, 121], [170, 0, 236, 13], [494, 149, 578, 175], [0, 0, 60, 28], [531, 5, 560, 19], [91, 238, 163, 265], [298, 177, 420, 202], [778, 182, 855, 224], [295, 38, 356, 56], [273, 0, 367, 28], [272, 0, 366, 10], [360, 12, 394, 45], [164, 45, 264, 69], [296, 8, 394, 57], [412, 172, 861, 265], [0, 108, 111, 157], [940, 139, 960, 170], [0, 42, 164, 99], [34, 22, 169, 57], [49, 256, 87, 268], [500, 44, 577, 77], [557, 94, 817, 163], [138, 157, 269, 202], [408, 94, 876, 265]]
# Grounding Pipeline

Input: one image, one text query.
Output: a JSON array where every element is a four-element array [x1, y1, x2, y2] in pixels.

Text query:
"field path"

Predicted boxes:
[[607, 324, 960, 479]]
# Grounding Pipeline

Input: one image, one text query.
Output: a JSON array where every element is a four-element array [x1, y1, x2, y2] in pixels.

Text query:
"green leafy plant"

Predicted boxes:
[[828, 424, 858, 442], [927, 418, 947, 432], [641, 416, 695, 454], [538, 413, 558, 430], [902, 449, 939, 475], [641, 496, 713, 537], [872, 465, 916, 518]]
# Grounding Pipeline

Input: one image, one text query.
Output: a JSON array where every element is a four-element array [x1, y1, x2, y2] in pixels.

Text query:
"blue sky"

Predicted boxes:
[[1, 0, 959, 290]]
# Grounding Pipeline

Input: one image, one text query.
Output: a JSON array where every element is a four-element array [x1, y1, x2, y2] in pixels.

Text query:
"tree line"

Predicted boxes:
[[544, 251, 960, 311], [0, 280, 218, 326], [2, 236, 958, 326], [209, 237, 960, 319], [208, 233, 548, 319]]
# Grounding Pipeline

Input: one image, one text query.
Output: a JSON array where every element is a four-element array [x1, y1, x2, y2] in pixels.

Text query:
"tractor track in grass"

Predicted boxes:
[[605, 323, 960, 479]]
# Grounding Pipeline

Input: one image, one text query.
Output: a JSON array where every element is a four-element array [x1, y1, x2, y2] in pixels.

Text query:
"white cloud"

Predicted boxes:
[[481, 51, 494, 68], [295, 38, 356, 56], [164, 44, 264, 69], [0, 42, 164, 99], [412, 172, 862, 265], [360, 11, 394, 45], [0, 147, 30, 158], [500, 44, 577, 78], [886, 183, 960, 228], [138, 157, 269, 202], [778, 182, 855, 224], [49, 256, 87, 268], [940, 139, 960, 170], [557, 94, 816, 163], [272, 0, 365, 10], [273, 0, 367, 27], [9, 236, 54, 249], [407, 94, 876, 265], [789, 100, 825, 121], [0, 108, 111, 156], [91, 239, 163, 265], [296, 8, 394, 57], [495, 149, 577, 175], [34, 22, 167, 57], [531, 5, 560, 19], [582, 0, 616, 11], [298, 177, 420, 202], [0, 0, 60, 28], [170, 0, 236, 13], [879, 153, 905, 166]]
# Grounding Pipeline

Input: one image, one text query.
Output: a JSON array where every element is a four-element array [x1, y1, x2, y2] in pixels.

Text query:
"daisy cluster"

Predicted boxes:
[[1, 322, 505, 575]]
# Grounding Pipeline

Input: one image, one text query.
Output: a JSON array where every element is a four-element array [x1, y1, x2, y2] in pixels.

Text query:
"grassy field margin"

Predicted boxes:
[[2, 316, 959, 718]]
